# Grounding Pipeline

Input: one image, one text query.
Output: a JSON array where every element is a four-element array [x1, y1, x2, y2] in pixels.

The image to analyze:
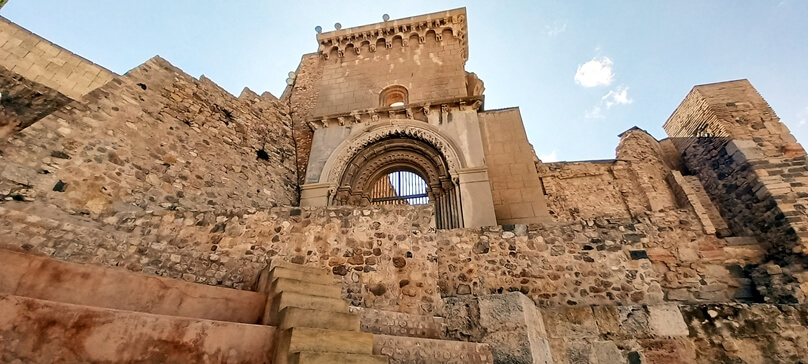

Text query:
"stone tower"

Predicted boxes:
[[296, 8, 553, 228]]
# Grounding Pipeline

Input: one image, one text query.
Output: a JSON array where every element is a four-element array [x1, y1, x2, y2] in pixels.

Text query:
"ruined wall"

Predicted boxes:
[[0, 64, 72, 137], [541, 303, 808, 364], [0, 56, 298, 215], [665, 80, 808, 303], [1, 199, 768, 315], [0, 16, 115, 100], [665, 80, 801, 158], [288, 53, 323, 185], [479, 108, 551, 225], [437, 209, 766, 307], [311, 30, 467, 117], [441, 292, 808, 363], [538, 161, 649, 221], [616, 128, 678, 212], [0, 202, 439, 315]]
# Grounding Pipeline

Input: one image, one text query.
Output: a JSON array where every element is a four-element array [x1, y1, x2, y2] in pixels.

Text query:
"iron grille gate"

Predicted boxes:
[[369, 170, 429, 205]]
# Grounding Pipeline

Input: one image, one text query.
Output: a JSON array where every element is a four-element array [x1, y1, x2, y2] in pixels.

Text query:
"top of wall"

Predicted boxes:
[[316, 7, 468, 61], [0, 16, 116, 100], [663, 79, 802, 157]]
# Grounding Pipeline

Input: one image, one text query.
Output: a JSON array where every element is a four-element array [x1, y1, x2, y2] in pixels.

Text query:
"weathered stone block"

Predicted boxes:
[[544, 306, 599, 338], [647, 305, 688, 337], [372, 334, 493, 364]]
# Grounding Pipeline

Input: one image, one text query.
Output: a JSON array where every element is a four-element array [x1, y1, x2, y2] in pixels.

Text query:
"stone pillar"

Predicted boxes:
[[299, 183, 332, 207], [456, 167, 497, 228]]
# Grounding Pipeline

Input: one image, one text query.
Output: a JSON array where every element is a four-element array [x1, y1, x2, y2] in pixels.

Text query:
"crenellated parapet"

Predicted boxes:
[[316, 8, 468, 60]]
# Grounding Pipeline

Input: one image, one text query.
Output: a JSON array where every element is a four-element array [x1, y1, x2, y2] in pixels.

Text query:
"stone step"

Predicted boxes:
[[278, 307, 360, 331], [373, 334, 493, 364], [278, 327, 374, 357], [258, 265, 333, 292], [0, 247, 266, 324], [270, 259, 330, 275], [352, 307, 447, 340], [290, 351, 389, 364], [0, 293, 275, 363], [266, 291, 350, 325], [270, 277, 342, 299]]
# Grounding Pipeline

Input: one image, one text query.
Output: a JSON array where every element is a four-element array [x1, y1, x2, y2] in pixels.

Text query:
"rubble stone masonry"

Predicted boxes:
[[0, 56, 298, 215]]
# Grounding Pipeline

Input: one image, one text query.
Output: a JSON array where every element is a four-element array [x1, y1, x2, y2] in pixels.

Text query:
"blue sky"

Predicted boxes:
[[3, 1, 807, 162]]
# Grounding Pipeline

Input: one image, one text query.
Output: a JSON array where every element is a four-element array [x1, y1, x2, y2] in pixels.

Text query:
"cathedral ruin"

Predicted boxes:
[[1, 7, 807, 364]]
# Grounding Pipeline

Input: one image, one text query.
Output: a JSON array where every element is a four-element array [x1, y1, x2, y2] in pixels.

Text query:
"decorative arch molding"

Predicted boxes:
[[319, 120, 466, 185]]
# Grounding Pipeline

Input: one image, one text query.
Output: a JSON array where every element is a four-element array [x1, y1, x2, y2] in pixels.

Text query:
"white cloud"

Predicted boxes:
[[574, 56, 614, 88], [585, 105, 605, 119], [544, 21, 567, 37], [539, 150, 559, 162], [799, 106, 808, 126], [585, 85, 633, 119], [602, 86, 633, 109]]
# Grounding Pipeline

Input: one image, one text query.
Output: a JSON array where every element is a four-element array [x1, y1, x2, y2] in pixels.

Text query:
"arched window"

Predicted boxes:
[[369, 170, 429, 205], [380, 85, 408, 108]]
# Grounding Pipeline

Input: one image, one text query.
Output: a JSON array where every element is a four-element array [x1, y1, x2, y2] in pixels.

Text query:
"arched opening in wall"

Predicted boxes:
[[369, 170, 429, 205], [380, 85, 408, 108], [333, 136, 462, 229]]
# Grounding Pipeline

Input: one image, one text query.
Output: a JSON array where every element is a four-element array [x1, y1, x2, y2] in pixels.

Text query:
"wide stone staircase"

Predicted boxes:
[[0, 237, 493, 363]]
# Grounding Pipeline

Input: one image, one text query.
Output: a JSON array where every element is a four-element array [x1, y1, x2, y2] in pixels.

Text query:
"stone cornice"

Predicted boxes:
[[316, 8, 468, 60], [306, 95, 484, 130]]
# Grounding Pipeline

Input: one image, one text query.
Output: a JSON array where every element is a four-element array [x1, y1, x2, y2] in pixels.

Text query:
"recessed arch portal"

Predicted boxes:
[[332, 135, 462, 229]]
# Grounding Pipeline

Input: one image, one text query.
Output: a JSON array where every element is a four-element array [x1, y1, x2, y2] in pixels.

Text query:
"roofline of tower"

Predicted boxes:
[[315, 8, 468, 61], [317, 7, 466, 40]]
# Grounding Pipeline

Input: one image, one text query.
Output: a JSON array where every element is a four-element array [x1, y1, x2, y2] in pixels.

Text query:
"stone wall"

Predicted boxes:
[[437, 209, 767, 307], [0, 16, 115, 100], [288, 53, 322, 185], [0, 202, 439, 315], [0, 198, 770, 316], [665, 80, 802, 158], [616, 127, 679, 212], [538, 160, 648, 221], [311, 29, 467, 117], [0, 64, 72, 138], [441, 291, 808, 363], [479, 108, 552, 225], [541, 302, 808, 364], [665, 80, 808, 303], [0, 56, 298, 215]]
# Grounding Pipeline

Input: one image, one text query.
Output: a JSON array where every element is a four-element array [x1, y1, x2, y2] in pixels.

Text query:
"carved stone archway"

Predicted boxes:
[[313, 122, 465, 229], [333, 137, 462, 229], [320, 121, 466, 187]]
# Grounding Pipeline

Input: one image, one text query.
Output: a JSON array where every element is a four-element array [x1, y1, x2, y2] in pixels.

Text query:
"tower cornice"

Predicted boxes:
[[316, 7, 468, 60]]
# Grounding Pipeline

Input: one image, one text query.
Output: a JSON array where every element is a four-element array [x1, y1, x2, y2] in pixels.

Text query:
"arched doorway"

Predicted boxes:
[[332, 136, 462, 229]]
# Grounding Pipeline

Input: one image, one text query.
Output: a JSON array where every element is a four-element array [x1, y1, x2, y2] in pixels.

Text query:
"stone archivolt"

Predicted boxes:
[[321, 121, 466, 187], [335, 138, 450, 206]]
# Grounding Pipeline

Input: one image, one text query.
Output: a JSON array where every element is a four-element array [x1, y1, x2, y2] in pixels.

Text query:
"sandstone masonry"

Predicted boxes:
[[1, 9, 807, 364]]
